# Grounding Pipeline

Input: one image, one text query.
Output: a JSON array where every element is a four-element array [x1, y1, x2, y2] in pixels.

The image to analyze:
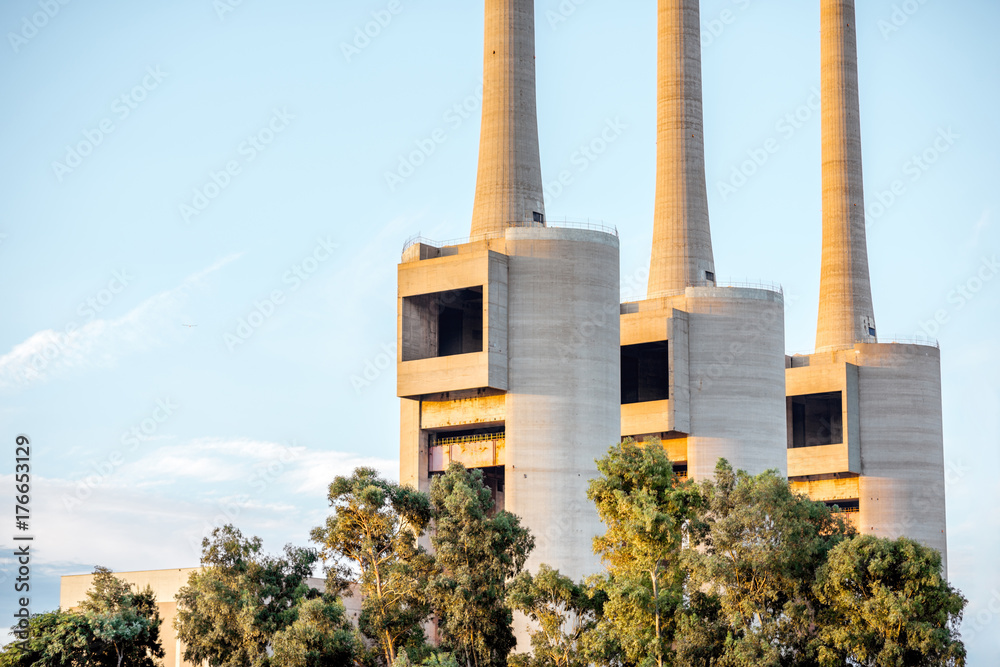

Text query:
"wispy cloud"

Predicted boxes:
[[0, 254, 241, 390]]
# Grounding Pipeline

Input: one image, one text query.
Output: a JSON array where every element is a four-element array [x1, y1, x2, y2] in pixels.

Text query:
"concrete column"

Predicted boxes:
[[470, 0, 545, 237], [816, 0, 877, 352], [648, 0, 716, 296]]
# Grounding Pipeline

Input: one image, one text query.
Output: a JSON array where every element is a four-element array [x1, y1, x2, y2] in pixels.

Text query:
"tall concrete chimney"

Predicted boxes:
[[470, 0, 545, 237], [815, 0, 877, 351], [647, 0, 716, 297]]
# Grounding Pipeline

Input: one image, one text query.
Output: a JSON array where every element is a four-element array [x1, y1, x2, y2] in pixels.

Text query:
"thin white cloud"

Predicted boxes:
[[0, 254, 241, 390]]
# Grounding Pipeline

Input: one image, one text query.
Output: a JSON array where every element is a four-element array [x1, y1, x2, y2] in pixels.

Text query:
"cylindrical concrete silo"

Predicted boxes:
[[854, 344, 948, 567], [504, 226, 621, 580]]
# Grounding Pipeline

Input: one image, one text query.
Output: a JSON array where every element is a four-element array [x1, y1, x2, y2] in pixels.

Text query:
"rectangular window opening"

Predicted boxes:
[[788, 391, 843, 448], [621, 341, 670, 404], [402, 287, 484, 361], [824, 498, 859, 513], [532, 211, 545, 223]]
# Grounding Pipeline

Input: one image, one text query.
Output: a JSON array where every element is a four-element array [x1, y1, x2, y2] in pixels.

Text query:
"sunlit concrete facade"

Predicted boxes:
[[786, 0, 947, 571], [398, 4, 951, 658], [396, 0, 619, 650], [619, 0, 787, 481]]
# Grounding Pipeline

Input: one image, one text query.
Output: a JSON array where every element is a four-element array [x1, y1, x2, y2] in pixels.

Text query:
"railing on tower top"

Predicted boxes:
[[402, 219, 619, 258], [621, 279, 785, 303]]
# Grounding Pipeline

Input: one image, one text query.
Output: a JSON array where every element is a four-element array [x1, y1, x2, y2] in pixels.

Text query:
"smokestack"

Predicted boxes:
[[470, 0, 545, 237], [816, 0, 877, 351], [647, 0, 716, 296]]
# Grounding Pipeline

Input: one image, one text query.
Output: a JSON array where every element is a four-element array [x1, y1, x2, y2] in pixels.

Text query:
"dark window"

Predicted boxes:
[[868, 327, 876, 337], [705, 271, 715, 283], [532, 211, 545, 223], [402, 287, 484, 361], [788, 391, 843, 448], [621, 342, 670, 404]]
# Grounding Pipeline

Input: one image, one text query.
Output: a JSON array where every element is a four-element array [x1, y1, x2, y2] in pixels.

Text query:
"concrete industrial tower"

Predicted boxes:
[[397, 0, 619, 598], [619, 0, 787, 480], [785, 0, 948, 568]]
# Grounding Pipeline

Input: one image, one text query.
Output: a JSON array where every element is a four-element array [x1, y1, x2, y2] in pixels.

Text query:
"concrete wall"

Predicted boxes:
[[854, 343, 948, 571], [786, 343, 948, 572], [682, 287, 788, 479], [61, 568, 201, 667], [503, 226, 621, 583]]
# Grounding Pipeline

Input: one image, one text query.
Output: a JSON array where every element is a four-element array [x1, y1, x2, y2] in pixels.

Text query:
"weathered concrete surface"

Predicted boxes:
[[620, 287, 787, 480], [504, 226, 620, 583], [397, 249, 508, 397], [816, 0, 876, 352], [648, 0, 715, 295], [470, 0, 545, 236], [787, 344, 948, 573]]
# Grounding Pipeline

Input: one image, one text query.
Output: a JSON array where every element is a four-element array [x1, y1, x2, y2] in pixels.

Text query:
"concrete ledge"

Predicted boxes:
[[398, 352, 505, 398], [422, 393, 506, 430], [788, 442, 857, 477], [622, 399, 674, 437]]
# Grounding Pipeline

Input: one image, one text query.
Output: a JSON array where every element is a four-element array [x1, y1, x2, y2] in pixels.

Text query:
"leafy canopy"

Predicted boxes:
[[310, 467, 434, 666], [427, 462, 534, 667], [174, 524, 321, 667]]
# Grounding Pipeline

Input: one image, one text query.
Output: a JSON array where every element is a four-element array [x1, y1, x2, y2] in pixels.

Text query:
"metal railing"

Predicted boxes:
[[402, 219, 619, 258], [434, 432, 506, 447], [622, 278, 785, 304], [874, 335, 940, 349]]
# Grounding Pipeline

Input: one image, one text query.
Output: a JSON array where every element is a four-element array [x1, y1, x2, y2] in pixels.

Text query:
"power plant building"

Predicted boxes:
[[395, 0, 950, 646], [785, 0, 948, 569]]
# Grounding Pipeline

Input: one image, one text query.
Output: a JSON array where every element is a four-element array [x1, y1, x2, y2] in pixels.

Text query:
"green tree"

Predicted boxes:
[[507, 564, 606, 667], [688, 459, 854, 666], [79, 566, 164, 667], [814, 535, 966, 667], [427, 462, 534, 667], [587, 438, 701, 667], [0, 568, 164, 667], [0, 610, 94, 667], [270, 597, 361, 667], [310, 467, 434, 666], [174, 524, 321, 667]]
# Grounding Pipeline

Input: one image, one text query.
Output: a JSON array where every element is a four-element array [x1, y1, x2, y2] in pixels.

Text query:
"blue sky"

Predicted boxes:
[[1, 0, 998, 660]]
